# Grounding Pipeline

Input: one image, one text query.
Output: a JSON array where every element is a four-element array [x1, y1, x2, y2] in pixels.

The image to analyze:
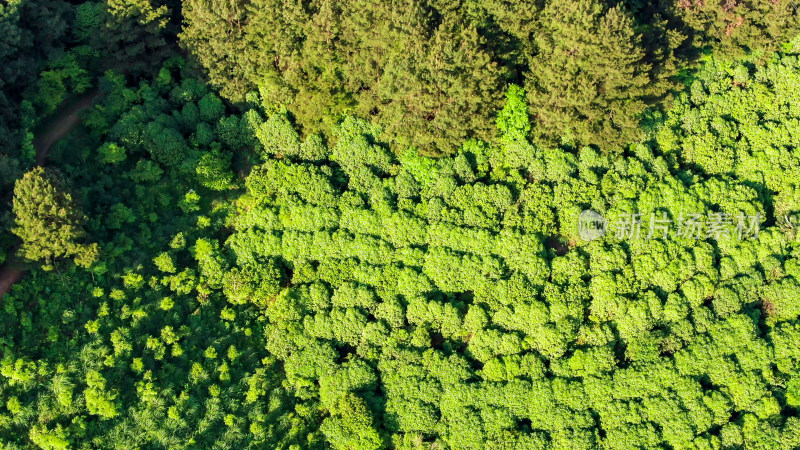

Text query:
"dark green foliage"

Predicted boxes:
[[0, 0, 73, 136], [179, 0, 798, 154], [524, 0, 676, 150], [1, 66, 313, 449], [34, 52, 94, 117], [677, 0, 800, 58], [91, 0, 172, 74], [0, 0, 180, 262], [182, 0, 513, 155]]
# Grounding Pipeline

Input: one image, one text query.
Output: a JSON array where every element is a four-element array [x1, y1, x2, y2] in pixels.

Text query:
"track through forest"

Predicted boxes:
[[34, 88, 100, 166], [0, 89, 100, 299]]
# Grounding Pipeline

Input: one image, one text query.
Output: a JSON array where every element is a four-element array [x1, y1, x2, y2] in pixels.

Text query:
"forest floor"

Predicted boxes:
[[0, 89, 101, 299], [0, 266, 24, 299], [34, 88, 101, 166]]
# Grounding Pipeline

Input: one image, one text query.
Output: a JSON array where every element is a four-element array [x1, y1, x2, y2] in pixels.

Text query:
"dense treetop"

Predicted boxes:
[[1, 1, 800, 448], [11, 167, 98, 269], [180, 0, 800, 154], [1, 48, 800, 447]]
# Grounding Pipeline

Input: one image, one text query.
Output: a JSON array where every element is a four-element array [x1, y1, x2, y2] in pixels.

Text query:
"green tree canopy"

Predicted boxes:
[[524, 0, 674, 150], [12, 167, 98, 268]]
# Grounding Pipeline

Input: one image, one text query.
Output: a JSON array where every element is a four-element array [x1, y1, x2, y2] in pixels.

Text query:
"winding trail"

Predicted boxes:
[[0, 266, 24, 299], [0, 89, 101, 299], [34, 88, 101, 166]]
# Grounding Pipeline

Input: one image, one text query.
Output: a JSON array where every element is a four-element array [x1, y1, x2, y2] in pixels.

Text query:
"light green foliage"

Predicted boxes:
[[194, 237, 227, 287], [84, 370, 119, 418], [249, 108, 302, 158], [495, 84, 530, 141], [11, 167, 98, 268], [657, 54, 800, 220], [195, 147, 235, 191], [218, 58, 800, 448], [98, 142, 127, 165]]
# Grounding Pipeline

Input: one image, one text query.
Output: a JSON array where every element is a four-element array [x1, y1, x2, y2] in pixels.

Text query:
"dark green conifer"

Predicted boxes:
[[524, 0, 669, 150]]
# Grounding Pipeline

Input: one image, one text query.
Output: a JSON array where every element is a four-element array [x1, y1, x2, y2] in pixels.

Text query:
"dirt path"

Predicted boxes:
[[0, 266, 24, 299], [34, 88, 101, 166], [0, 89, 101, 299]]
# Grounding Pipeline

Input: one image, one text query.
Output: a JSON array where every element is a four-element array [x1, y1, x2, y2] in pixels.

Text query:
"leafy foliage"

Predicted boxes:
[[2, 3, 800, 449], [656, 51, 800, 221]]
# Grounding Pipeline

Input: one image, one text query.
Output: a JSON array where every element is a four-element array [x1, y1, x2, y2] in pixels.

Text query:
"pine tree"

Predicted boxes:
[[181, 0, 253, 101], [12, 167, 98, 268], [524, 0, 669, 150], [677, 0, 800, 58], [278, 0, 361, 135], [368, 14, 507, 155], [180, 0, 512, 154], [474, 0, 542, 47], [99, 0, 171, 74]]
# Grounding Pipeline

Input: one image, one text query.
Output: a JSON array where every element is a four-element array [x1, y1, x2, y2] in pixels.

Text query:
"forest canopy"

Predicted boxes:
[[180, 0, 800, 154], [1, 0, 800, 449]]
